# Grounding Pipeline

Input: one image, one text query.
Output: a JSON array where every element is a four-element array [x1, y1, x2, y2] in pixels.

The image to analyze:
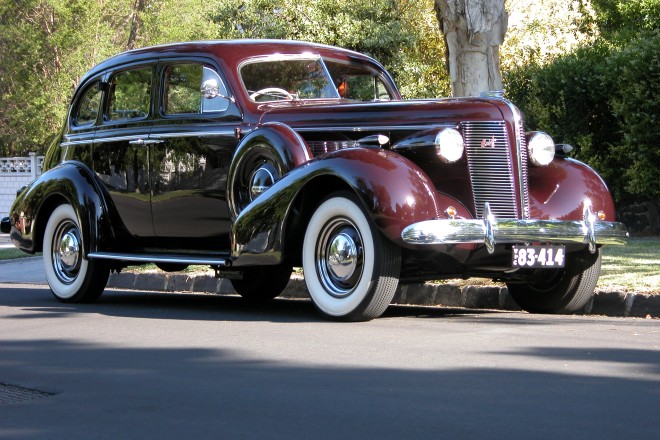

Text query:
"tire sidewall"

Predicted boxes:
[[303, 195, 376, 317], [43, 204, 89, 301]]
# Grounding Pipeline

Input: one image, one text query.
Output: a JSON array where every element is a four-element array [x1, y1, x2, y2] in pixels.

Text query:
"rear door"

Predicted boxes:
[[93, 64, 155, 245]]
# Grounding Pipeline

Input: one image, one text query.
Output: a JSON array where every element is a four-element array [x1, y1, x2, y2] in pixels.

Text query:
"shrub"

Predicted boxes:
[[504, 30, 660, 203]]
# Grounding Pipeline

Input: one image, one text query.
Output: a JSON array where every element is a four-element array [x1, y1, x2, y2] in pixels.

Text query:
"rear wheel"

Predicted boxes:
[[231, 265, 293, 301], [43, 204, 109, 303], [506, 248, 602, 314], [302, 193, 401, 321]]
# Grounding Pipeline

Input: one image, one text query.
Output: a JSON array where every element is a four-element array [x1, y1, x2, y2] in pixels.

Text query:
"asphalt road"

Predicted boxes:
[[0, 284, 658, 439]]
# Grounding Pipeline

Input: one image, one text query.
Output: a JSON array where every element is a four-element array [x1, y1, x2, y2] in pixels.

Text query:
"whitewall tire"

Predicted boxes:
[[43, 204, 109, 303], [302, 193, 400, 321]]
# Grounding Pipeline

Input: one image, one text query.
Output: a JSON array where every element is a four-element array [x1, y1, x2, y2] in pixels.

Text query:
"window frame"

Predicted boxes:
[[103, 63, 156, 124], [157, 59, 234, 120], [71, 79, 103, 128]]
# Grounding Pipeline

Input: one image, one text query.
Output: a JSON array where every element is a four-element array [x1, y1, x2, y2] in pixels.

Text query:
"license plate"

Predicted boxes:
[[512, 245, 565, 268]]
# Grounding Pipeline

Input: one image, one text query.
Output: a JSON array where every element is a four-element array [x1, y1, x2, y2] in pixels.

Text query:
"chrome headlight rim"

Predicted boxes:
[[527, 131, 555, 166], [435, 128, 464, 163]]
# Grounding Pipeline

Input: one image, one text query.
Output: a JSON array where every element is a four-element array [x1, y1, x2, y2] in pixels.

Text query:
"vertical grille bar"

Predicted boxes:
[[462, 121, 519, 219], [517, 118, 531, 219]]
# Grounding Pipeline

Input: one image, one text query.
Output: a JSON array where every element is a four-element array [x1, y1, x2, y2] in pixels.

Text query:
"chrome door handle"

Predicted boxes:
[[128, 139, 163, 145]]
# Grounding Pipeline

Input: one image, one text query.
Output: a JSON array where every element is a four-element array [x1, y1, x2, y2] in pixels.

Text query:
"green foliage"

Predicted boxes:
[[585, 0, 660, 41], [0, 0, 447, 156], [207, 0, 449, 98], [505, 0, 660, 203]]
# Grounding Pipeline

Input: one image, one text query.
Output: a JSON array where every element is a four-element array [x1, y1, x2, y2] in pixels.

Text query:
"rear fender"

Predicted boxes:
[[231, 148, 444, 265], [7, 161, 109, 256]]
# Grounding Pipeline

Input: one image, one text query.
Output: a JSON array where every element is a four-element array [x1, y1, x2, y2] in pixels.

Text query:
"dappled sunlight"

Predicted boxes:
[[599, 239, 660, 293]]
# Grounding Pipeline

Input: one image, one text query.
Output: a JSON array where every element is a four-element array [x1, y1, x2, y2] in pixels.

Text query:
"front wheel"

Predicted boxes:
[[302, 193, 401, 321], [506, 248, 602, 314], [43, 204, 109, 303]]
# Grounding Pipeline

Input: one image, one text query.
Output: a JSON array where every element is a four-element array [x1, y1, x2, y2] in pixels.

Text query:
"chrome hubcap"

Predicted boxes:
[[249, 163, 278, 201], [52, 220, 81, 284], [316, 218, 363, 298], [327, 232, 358, 281]]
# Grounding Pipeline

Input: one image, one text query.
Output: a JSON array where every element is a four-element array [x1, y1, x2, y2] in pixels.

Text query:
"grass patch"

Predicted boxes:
[[599, 238, 660, 294], [425, 238, 660, 294], [0, 248, 38, 260], [124, 263, 213, 275]]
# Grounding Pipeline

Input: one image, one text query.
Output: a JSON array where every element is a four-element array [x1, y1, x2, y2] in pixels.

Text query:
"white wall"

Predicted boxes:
[[0, 154, 44, 219]]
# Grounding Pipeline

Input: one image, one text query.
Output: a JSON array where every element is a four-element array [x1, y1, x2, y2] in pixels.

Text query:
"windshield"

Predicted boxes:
[[241, 57, 339, 102], [240, 56, 393, 102]]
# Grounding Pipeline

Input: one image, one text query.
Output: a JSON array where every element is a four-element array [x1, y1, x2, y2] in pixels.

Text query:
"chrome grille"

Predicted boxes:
[[462, 121, 519, 219]]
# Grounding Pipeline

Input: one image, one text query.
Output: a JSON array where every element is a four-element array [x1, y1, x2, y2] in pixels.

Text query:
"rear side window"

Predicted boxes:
[[163, 64, 230, 115], [74, 82, 102, 126], [108, 67, 152, 121]]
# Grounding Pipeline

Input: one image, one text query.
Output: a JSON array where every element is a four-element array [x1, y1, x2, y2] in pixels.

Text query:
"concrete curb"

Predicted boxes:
[[107, 272, 660, 318]]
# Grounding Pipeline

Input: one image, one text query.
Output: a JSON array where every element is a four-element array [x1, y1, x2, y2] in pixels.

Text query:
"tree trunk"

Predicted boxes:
[[126, 0, 148, 50], [434, 0, 508, 97]]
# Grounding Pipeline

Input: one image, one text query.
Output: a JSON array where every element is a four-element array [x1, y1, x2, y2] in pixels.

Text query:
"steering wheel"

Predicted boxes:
[[250, 87, 295, 101]]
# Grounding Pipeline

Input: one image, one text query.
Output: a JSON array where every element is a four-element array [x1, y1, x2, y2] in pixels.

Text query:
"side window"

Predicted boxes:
[[108, 67, 152, 121], [74, 82, 102, 126], [163, 64, 229, 115], [325, 60, 394, 101]]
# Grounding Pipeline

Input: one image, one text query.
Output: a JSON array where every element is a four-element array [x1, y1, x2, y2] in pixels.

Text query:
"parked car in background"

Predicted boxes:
[[1, 40, 628, 320]]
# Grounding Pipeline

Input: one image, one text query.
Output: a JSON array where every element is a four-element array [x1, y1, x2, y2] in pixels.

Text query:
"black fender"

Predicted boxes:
[[231, 147, 444, 266], [6, 161, 110, 256], [227, 122, 311, 220]]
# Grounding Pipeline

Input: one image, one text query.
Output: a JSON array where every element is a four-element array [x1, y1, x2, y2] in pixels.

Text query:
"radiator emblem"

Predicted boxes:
[[481, 135, 496, 148]]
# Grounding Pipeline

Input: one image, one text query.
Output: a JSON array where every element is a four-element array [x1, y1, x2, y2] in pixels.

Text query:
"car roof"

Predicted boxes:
[[80, 39, 384, 83]]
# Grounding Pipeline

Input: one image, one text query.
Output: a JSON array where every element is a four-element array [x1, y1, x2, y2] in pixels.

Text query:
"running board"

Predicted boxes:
[[87, 252, 232, 267]]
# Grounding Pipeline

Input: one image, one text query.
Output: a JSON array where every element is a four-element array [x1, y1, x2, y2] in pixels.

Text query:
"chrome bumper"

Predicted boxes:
[[401, 202, 629, 254]]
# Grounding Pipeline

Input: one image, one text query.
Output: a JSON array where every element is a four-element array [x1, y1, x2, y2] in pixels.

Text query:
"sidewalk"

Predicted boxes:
[[2, 233, 658, 318]]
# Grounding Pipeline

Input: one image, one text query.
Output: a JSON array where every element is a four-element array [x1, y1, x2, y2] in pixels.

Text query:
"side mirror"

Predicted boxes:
[[201, 79, 220, 99]]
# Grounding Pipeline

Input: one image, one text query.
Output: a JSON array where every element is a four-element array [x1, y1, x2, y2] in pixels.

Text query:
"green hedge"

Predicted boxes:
[[504, 29, 660, 204]]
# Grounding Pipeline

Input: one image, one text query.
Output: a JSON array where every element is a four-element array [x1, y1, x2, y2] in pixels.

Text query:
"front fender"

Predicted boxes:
[[231, 148, 444, 265], [529, 158, 617, 221], [7, 161, 109, 256]]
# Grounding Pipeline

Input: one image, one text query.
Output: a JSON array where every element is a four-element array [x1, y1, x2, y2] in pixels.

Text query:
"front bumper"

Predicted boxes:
[[401, 202, 629, 254]]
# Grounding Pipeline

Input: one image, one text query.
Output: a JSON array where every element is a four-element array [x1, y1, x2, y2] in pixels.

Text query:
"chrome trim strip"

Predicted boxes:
[[60, 140, 94, 147], [294, 125, 444, 133], [511, 104, 530, 219], [87, 252, 232, 266], [151, 130, 236, 139], [93, 135, 149, 144]]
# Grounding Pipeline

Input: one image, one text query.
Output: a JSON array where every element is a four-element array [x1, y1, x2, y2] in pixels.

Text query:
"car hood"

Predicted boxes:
[[258, 98, 507, 129]]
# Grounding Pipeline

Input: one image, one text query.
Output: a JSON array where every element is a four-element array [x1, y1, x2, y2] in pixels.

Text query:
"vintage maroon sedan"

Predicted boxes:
[[1, 40, 628, 320]]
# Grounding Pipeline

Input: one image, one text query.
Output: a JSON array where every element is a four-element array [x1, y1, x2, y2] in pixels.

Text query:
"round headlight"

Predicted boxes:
[[527, 132, 555, 166], [435, 128, 464, 163]]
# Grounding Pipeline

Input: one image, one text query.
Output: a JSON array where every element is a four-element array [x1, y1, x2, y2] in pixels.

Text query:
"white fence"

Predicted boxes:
[[0, 154, 44, 219]]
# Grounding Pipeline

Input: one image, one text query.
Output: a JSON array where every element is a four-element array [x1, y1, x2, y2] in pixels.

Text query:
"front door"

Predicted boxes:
[[149, 62, 240, 252]]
